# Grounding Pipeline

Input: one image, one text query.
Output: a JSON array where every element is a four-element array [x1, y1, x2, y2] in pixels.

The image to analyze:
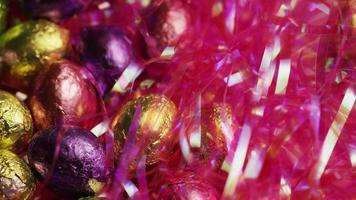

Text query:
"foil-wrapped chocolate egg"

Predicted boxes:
[[0, 0, 8, 33], [200, 103, 233, 167], [0, 20, 69, 90], [0, 90, 33, 150], [19, 0, 91, 21], [156, 172, 219, 200], [111, 95, 177, 165], [29, 60, 105, 130], [80, 26, 132, 71], [0, 149, 36, 200], [28, 126, 108, 198], [147, 1, 190, 52], [80, 26, 133, 95]]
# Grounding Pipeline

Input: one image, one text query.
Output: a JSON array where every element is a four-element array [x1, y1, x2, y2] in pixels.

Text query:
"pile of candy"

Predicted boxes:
[[0, 0, 355, 199]]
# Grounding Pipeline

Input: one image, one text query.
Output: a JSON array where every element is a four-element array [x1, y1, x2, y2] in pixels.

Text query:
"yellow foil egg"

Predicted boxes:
[[0, 90, 33, 150], [0, 150, 36, 200], [111, 95, 177, 165], [0, 20, 69, 88]]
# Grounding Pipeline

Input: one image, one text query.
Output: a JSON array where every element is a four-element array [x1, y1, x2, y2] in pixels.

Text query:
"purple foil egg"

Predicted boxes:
[[28, 126, 108, 198], [19, 0, 91, 21], [80, 26, 133, 95]]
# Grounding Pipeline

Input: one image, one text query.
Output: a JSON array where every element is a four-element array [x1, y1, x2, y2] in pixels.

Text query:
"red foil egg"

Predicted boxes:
[[29, 60, 105, 130], [156, 171, 219, 200], [146, 1, 191, 55]]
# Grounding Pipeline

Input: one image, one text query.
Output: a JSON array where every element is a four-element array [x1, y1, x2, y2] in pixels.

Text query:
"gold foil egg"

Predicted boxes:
[[0, 90, 33, 150], [0, 0, 8, 33], [0, 20, 69, 89], [207, 103, 233, 148], [111, 95, 177, 165], [200, 103, 233, 167], [0, 150, 36, 200]]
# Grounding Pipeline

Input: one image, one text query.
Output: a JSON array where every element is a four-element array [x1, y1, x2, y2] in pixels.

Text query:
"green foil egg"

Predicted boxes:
[[0, 90, 33, 150], [0, 20, 69, 89], [0, 150, 36, 200], [0, 0, 8, 33]]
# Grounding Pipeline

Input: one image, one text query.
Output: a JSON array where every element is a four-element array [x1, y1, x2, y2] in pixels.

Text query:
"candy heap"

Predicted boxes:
[[0, 0, 355, 199]]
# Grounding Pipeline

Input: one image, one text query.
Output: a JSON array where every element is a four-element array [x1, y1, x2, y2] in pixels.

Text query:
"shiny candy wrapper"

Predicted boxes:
[[6, 0, 356, 199], [111, 94, 177, 165], [29, 60, 105, 130], [0, 150, 36, 200], [0, 20, 69, 90], [28, 126, 108, 198], [0, 90, 33, 150]]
